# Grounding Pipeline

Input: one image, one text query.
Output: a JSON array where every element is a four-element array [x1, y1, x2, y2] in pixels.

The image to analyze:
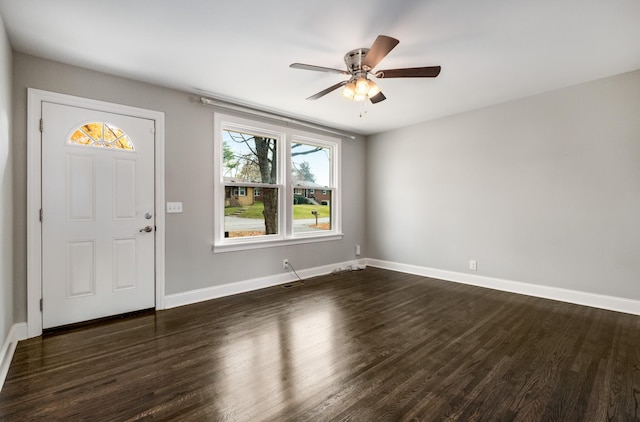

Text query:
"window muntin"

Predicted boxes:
[[214, 114, 341, 250], [69, 122, 134, 150]]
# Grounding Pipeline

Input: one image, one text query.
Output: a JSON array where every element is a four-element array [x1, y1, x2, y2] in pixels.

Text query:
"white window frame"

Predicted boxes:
[[213, 113, 342, 252]]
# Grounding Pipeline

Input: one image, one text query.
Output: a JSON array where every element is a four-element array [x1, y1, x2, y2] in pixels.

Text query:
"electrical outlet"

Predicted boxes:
[[283, 259, 289, 269], [355, 244, 361, 256], [469, 260, 477, 271]]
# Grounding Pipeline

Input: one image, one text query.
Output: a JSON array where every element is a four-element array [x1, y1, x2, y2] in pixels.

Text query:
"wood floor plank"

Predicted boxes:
[[2, 268, 640, 421]]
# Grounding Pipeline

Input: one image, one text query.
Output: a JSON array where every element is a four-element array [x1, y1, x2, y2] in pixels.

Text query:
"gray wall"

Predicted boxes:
[[12, 53, 366, 322], [0, 14, 12, 341], [367, 70, 640, 300]]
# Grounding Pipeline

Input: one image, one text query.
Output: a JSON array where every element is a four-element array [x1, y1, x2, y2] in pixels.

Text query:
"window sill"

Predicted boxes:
[[212, 233, 344, 253]]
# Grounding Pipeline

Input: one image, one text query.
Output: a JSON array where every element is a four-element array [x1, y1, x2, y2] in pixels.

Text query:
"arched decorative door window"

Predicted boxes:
[[69, 122, 135, 150]]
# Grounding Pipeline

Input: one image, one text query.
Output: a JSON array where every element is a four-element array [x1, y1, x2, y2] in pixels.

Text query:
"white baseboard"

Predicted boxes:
[[1, 323, 28, 392], [366, 258, 640, 316], [164, 260, 364, 309]]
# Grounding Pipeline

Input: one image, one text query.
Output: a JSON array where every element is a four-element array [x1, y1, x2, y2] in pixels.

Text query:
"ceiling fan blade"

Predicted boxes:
[[306, 80, 348, 100], [362, 35, 399, 70], [290, 63, 350, 76], [369, 92, 386, 104], [376, 66, 441, 78]]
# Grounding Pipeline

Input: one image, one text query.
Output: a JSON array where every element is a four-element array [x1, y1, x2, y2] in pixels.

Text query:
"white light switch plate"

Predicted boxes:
[[166, 202, 183, 213]]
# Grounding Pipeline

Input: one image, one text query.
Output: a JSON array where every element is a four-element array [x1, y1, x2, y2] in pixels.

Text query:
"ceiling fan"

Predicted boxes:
[[290, 35, 441, 104]]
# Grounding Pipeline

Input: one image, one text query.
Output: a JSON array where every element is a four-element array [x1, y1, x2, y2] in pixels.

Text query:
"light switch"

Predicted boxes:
[[166, 202, 183, 213]]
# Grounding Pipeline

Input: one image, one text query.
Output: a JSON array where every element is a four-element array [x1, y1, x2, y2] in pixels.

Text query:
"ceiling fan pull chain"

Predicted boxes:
[[359, 101, 368, 118]]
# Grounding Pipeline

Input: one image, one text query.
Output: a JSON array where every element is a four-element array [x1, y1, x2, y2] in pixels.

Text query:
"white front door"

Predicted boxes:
[[41, 102, 156, 329]]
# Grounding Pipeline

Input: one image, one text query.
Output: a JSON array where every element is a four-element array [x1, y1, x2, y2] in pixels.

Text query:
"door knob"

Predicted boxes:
[[139, 226, 153, 233]]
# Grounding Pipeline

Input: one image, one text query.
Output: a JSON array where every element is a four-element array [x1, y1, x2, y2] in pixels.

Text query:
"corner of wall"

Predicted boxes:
[[0, 9, 16, 364]]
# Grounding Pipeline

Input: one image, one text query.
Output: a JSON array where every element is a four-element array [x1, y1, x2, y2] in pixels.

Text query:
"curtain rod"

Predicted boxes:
[[199, 96, 357, 140]]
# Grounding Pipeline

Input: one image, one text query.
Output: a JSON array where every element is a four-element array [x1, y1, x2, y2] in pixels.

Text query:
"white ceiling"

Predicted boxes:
[[1, 0, 640, 135]]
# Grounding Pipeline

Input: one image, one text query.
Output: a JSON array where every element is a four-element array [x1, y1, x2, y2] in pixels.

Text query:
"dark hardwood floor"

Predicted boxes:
[[1, 267, 639, 421]]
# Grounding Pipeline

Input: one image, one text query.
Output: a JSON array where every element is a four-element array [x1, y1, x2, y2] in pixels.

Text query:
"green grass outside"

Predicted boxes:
[[293, 204, 330, 219], [224, 203, 265, 218], [225, 202, 330, 219]]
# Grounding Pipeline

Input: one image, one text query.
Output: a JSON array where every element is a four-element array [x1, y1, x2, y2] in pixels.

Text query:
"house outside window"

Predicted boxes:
[[214, 113, 342, 251]]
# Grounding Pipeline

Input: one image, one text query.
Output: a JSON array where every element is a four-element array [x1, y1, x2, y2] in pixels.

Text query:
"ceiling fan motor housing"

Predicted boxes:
[[344, 48, 371, 74]]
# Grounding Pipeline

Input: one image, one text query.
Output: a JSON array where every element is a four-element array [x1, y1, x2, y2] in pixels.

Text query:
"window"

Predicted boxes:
[[69, 122, 134, 150], [214, 113, 341, 251]]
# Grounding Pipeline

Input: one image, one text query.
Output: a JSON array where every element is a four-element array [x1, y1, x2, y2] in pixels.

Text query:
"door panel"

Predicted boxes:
[[66, 240, 95, 297], [66, 154, 95, 221], [113, 237, 137, 290], [42, 102, 155, 329], [113, 159, 137, 219]]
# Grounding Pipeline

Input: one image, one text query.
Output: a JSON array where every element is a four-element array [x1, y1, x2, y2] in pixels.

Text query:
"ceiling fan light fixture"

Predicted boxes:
[[353, 93, 367, 102], [342, 82, 356, 99], [367, 80, 380, 97], [355, 77, 369, 95]]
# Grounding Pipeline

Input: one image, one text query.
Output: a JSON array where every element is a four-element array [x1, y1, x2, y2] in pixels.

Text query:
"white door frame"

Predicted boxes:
[[27, 88, 166, 338]]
